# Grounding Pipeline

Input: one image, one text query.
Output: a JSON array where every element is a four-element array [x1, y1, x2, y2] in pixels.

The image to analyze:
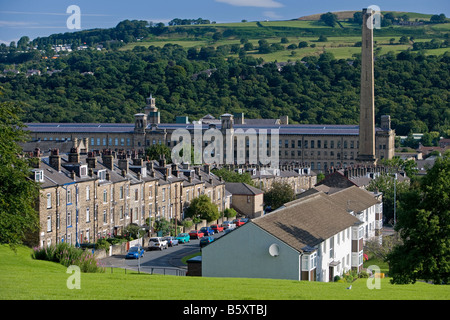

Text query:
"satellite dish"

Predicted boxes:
[[269, 244, 279, 257]]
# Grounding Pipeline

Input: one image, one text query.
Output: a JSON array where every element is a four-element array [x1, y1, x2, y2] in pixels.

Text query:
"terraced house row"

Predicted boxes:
[[30, 145, 317, 248], [30, 145, 228, 248]]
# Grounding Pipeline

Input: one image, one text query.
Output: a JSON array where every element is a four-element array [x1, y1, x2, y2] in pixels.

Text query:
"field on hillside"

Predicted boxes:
[[121, 16, 450, 61], [1, 245, 448, 300]]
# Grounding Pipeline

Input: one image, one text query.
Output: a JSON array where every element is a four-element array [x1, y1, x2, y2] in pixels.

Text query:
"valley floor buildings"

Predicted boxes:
[[22, 95, 395, 172]]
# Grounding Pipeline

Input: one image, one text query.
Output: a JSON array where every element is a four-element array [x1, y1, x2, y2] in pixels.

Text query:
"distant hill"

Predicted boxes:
[[298, 11, 357, 21], [297, 11, 434, 21], [0, 11, 448, 138]]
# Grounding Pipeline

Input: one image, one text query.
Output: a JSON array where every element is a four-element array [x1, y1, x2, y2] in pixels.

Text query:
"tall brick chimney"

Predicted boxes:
[[86, 151, 97, 169], [49, 149, 61, 171], [356, 8, 377, 165], [102, 149, 114, 170]]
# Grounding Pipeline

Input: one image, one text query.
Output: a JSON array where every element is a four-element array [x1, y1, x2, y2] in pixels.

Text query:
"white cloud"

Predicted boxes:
[[215, 0, 284, 8]]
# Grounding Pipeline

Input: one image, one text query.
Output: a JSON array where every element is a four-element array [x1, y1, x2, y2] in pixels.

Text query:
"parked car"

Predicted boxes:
[[189, 230, 204, 239], [126, 246, 145, 259], [233, 219, 245, 227], [199, 236, 214, 248], [210, 224, 224, 233], [148, 237, 168, 251], [200, 226, 215, 236], [240, 218, 249, 224], [222, 221, 236, 229], [176, 233, 190, 244], [163, 236, 179, 247]]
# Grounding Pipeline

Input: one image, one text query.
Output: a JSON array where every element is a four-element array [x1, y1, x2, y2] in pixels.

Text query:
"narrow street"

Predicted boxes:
[[99, 232, 223, 275]]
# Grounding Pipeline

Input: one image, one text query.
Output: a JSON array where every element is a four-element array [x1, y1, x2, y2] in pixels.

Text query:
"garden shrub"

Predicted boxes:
[[32, 243, 104, 273]]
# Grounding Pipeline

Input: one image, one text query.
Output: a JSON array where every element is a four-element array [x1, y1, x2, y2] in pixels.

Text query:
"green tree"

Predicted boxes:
[[320, 12, 338, 27], [318, 35, 328, 42], [153, 218, 172, 236], [379, 156, 419, 178], [367, 173, 410, 224], [352, 11, 363, 24], [145, 144, 172, 163], [298, 41, 308, 48], [264, 181, 295, 210], [317, 172, 325, 182], [258, 39, 271, 54], [17, 36, 30, 50], [212, 168, 254, 185], [124, 223, 146, 239], [0, 97, 40, 248], [224, 207, 237, 219], [386, 154, 450, 284], [185, 194, 219, 223]]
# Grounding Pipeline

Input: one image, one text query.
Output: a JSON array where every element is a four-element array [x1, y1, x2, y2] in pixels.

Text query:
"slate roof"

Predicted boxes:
[[328, 186, 380, 213], [25, 123, 134, 133], [225, 182, 263, 195], [315, 171, 357, 189], [25, 122, 383, 136], [32, 152, 226, 189], [252, 192, 361, 253]]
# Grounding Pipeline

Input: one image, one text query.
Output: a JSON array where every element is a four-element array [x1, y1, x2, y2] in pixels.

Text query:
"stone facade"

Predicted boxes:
[[33, 147, 229, 248], [23, 109, 395, 173]]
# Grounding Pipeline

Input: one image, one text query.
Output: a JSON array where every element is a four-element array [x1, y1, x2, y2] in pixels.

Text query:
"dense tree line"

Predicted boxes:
[[387, 152, 450, 284], [168, 18, 213, 26], [0, 44, 448, 136]]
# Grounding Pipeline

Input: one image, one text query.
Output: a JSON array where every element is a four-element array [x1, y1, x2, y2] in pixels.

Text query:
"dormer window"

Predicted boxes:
[[97, 169, 106, 181], [79, 165, 88, 178], [33, 170, 44, 182]]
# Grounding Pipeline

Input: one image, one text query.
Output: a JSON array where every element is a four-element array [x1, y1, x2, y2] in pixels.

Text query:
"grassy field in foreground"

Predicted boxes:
[[0, 245, 448, 300]]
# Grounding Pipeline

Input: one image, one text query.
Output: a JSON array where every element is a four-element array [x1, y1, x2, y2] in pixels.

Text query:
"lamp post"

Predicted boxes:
[[393, 173, 397, 227]]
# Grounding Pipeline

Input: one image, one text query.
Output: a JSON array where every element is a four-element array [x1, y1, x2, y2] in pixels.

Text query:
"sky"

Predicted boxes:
[[1, 0, 449, 44]]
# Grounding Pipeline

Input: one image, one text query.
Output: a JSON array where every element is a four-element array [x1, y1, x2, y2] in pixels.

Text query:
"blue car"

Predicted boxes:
[[176, 233, 190, 244], [126, 246, 145, 259], [199, 236, 214, 248], [200, 227, 215, 236]]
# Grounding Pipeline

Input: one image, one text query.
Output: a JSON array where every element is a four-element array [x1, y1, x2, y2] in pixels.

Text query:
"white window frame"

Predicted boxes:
[[47, 216, 52, 232], [46, 193, 52, 209]]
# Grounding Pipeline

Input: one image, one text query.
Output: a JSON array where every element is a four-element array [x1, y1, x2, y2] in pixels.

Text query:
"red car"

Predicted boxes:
[[233, 219, 245, 227], [189, 230, 204, 239], [210, 224, 224, 233]]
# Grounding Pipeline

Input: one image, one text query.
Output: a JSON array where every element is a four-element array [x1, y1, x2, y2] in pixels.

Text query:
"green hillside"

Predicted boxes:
[[121, 11, 450, 60], [1, 245, 448, 300], [1, 11, 448, 137]]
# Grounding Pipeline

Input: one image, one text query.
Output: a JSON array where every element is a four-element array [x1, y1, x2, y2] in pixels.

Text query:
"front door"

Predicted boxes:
[[329, 266, 334, 282]]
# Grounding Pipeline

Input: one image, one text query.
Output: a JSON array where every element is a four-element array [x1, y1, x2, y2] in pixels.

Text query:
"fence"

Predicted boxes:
[[106, 265, 187, 276]]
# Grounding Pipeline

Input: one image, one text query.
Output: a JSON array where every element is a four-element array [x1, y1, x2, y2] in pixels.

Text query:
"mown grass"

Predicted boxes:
[[1, 245, 448, 300]]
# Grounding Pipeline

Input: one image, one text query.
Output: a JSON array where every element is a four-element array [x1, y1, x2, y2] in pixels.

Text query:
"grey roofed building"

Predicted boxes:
[[225, 182, 264, 218], [201, 190, 364, 281], [315, 171, 356, 190], [25, 123, 135, 134], [225, 182, 263, 196], [253, 192, 361, 253]]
